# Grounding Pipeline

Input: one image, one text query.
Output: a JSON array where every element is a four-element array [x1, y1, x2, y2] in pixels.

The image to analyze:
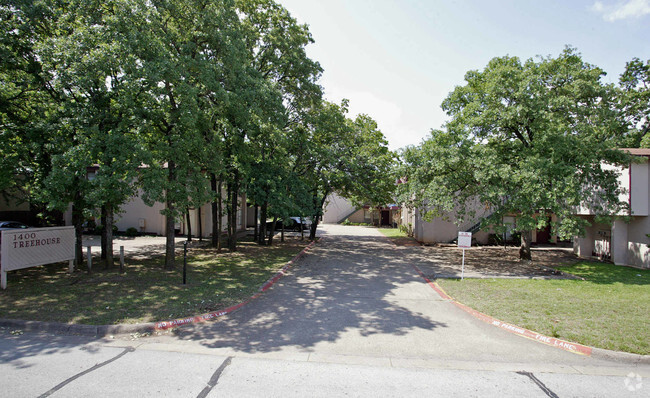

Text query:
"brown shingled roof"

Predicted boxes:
[[621, 148, 650, 156]]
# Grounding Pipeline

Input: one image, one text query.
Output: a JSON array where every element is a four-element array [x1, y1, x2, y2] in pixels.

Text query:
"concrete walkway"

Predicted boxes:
[[134, 225, 645, 374]]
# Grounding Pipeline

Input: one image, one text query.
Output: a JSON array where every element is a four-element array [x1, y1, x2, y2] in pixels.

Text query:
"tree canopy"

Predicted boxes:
[[398, 48, 634, 260], [1, 0, 397, 268]]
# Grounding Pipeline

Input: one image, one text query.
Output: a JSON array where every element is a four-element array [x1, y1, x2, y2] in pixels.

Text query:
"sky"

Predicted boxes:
[[277, 0, 650, 151]]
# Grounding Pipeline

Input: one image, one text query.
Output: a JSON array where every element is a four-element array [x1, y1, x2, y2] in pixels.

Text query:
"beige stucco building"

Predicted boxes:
[[574, 148, 650, 268], [104, 188, 248, 238], [322, 193, 400, 227]]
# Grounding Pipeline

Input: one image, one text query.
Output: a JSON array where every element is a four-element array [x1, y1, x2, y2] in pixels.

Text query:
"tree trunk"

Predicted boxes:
[[229, 184, 238, 251], [71, 193, 84, 267], [185, 209, 192, 242], [105, 203, 114, 269], [198, 206, 203, 242], [309, 191, 328, 241], [164, 162, 176, 270], [100, 205, 107, 260], [519, 229, 532, 261], [211, 175, 219, 247], [258, 202, 268, 245], [268, 216, 278, 246], [253, 205, 259, 242], [217, 179, 223, 253], [300, 216, 304, 240]]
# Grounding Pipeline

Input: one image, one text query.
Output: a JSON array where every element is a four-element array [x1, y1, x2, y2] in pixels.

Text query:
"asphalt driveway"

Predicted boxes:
[[139, 225, 643, 373], [3, 225, 648, 397]]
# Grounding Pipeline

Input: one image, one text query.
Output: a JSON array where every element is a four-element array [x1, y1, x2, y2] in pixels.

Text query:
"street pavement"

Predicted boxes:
[[1, 224, 648, 397]]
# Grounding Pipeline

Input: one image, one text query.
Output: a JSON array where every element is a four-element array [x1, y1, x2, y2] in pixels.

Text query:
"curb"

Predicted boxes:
[[0, 239, 318, 337], [412, 264, 650, 364], [0, 318, 156, 337], [154, 238, 318, 331]]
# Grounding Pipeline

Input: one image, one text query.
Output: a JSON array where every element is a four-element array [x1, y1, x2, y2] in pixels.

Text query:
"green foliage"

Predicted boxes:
[[125, 227, 138, 237], [398, 48, 632, 258], [2, 0, 395, 257], [618, 58, 650, 147]]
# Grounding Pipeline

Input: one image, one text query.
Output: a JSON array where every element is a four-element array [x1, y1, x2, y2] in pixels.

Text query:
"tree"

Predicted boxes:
[[39, 0, 146, 268], [298, 100, 396, 240], [618, 58, 650, 147], [0, 1, 66, 227], [124, 0, 248, 268], [401, 48, 630, 260], [232, 0, 323, 248]]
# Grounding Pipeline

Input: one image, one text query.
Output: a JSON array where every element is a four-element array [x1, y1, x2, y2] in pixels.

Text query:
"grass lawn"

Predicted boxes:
[[0, 237, 310, 325], [437, 261, 650, 355], [377, 228, 407, 239]]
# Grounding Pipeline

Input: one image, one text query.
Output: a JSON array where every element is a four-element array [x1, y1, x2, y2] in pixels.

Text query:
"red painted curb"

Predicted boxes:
[[412, 264, 593, 357], [155, 239, 319, 331]]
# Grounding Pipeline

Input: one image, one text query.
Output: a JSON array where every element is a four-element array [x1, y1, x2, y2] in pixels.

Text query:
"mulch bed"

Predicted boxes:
[[420, 245, 583, 278]]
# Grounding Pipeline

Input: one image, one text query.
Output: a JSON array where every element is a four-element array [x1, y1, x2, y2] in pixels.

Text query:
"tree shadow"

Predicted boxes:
[[0, 331, 100, 369], [170, 229, 448, 353]]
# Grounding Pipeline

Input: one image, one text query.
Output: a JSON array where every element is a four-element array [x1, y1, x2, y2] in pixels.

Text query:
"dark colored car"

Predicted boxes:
[[284, 217, 312, 231], [0, 221, 31, 244], [265, 217, 312, 232], [0, 221, 31, 231]]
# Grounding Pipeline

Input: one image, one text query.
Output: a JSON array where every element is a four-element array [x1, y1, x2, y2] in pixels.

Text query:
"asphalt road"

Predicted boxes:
[[1, 225, 648, 397]]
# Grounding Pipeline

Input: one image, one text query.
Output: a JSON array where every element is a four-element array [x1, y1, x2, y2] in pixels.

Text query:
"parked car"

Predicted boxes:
[[0, 221, 31, 244], [286, 217, 312, 231], [265, 217, 312, 232], [0, 221, 31, 231]]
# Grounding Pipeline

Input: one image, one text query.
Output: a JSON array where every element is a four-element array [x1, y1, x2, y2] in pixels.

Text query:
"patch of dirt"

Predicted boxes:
[[420, 245, 581, 278]]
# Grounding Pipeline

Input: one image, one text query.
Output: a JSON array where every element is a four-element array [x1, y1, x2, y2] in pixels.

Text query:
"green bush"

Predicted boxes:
[[125, 227, 139, 237], [399, 224, 408, 234]]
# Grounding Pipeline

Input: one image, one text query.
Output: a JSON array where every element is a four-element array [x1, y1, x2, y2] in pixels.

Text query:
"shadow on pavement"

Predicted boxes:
[[171, 230, 448, 353]]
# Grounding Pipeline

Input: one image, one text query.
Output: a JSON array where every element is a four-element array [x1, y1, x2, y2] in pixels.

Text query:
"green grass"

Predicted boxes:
[[377, 228, 408, 239], [437, 262, 650, 355], [0, 237, 309, 325]]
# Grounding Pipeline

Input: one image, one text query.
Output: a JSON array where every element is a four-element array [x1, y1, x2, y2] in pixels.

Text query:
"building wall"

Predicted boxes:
[[575, 216, 650, 268], [631, 159, 650, 216], [410, 207, 490, 245], [112, 189, 247, 238], [115, 189, 167, 235], [322, 193, 357, 224]]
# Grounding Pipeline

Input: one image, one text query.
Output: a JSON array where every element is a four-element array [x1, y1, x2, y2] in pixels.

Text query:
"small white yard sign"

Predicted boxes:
[[458, 231, 472, 248], [1, 226, 75, 289], [457, 231, 472, 280]]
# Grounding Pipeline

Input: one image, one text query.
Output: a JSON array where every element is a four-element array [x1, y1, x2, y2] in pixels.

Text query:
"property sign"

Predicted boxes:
[[1, 226, 75, 289], [458, 231, 472, 248]]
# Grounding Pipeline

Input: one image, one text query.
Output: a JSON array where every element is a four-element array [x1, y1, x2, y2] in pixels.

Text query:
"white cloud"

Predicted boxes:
[[324, 85, 428, 151], [592, 0, 650, 22]]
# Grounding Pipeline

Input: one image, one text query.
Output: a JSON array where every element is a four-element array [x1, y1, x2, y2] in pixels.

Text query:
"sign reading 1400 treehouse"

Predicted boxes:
[[0, 226, 75, 289]]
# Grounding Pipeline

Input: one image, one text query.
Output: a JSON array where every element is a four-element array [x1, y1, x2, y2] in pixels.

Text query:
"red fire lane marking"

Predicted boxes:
[[412, 265, 592, 357], [155, 239, 318, 331]]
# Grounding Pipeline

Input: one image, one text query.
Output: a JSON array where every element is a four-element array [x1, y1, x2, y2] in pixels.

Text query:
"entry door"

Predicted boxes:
[[381, 210, 390, 226], [536, 219, 552, 243]]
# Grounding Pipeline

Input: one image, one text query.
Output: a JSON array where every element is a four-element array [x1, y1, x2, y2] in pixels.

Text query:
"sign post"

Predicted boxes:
[[457, 231, 472, 280]]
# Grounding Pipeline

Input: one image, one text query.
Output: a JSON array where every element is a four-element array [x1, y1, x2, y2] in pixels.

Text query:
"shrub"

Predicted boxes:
[[125, 227, 139, 237]]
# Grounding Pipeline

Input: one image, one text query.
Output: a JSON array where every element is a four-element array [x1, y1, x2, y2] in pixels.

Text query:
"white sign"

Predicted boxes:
[[458, 231, 472, 248], [1, 226, 75, 289]]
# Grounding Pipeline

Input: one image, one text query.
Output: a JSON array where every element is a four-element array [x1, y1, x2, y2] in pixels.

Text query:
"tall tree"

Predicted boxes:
[[233, 0, 322, 247], [126, 0, 247, 268], [400, 48, 631, 260], [618, 58, 650, 147], [298, 100, 396, 240]]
